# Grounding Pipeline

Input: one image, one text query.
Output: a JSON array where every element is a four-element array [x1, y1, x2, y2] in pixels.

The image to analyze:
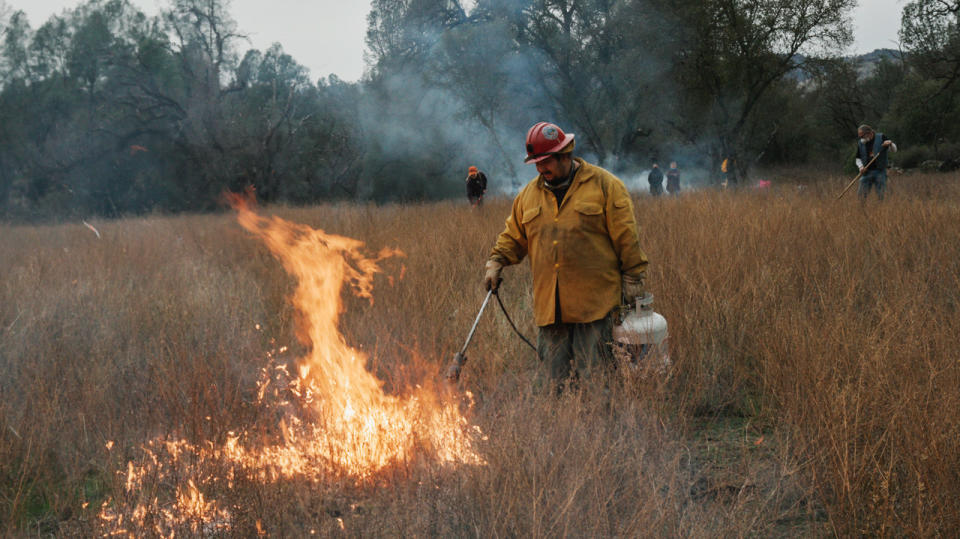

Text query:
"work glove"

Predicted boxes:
[[484, 259, 503, 291], [621, 273, 645, 304]]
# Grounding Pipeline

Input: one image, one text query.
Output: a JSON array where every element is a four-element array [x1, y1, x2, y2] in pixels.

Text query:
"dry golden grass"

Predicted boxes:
[[1, 170, 959, 536]]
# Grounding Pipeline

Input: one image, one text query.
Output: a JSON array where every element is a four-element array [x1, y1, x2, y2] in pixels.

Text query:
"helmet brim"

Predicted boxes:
[[524, 134, 575, 164]]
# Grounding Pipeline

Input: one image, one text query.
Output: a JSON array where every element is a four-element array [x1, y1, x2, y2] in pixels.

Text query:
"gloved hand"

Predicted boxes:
[[621, 273, 645, 303], [484, 260, 503, 291]]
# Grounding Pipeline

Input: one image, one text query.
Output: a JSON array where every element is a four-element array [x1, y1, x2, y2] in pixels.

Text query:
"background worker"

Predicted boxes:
[[666, 161, 681, 195], [720, 156, 737, 188], [855, 124, 897, 201], [483, 121, 649, 388], [466, 166, 488, 206], [647, 162, 664, 196]]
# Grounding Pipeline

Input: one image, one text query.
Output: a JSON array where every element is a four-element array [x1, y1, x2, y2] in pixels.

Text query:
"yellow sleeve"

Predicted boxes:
[[489, 194, 528, 266], [605, 178, 648, 278]]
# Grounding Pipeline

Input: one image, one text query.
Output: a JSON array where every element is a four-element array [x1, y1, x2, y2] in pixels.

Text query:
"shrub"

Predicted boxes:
[[894, 144, 934, 169]]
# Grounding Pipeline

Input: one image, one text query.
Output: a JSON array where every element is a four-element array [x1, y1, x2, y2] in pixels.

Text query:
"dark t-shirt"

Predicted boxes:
[[466, 172, 487, 196], [648, 167, 664, 184], [666, 169, 680, 188]]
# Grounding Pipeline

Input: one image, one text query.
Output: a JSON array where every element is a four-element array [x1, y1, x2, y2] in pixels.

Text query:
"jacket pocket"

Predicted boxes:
[[574, 201, 605, 234], [522, 206, 542, 224], [574, 202, 603, 216]]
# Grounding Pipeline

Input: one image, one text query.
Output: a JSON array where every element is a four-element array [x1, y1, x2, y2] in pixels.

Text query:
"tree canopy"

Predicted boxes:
[[0, 0, 954, 220]]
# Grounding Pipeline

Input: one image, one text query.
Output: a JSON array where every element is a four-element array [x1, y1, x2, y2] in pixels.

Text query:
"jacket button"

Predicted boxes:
[[552, 240, 558, 246], [554, 263, 560, 269], [554, 217, 558, 222]]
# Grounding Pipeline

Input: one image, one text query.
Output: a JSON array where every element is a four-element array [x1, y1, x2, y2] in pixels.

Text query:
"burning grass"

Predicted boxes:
[[1, 170, 959, 535]]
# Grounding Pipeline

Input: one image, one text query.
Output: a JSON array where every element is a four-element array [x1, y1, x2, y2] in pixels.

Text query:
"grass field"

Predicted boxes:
[[2, 170, 959, 536]]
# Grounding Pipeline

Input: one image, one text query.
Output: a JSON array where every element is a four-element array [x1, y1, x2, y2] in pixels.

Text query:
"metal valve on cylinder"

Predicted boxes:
[[612, 292, 670, 372]]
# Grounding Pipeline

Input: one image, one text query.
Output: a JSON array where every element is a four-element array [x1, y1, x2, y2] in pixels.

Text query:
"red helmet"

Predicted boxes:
[[524, 122, 575, 163]]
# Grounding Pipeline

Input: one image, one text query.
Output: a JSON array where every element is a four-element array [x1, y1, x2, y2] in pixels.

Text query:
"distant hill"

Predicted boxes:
[[851, 48, 903, 77], [788, 48, 903, 83]]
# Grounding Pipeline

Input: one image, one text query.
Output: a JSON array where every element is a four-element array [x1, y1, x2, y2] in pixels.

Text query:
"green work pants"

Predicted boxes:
[[537, 315, 614, 389]]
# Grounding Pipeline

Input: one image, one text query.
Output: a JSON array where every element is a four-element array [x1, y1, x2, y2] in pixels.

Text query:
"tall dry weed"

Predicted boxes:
[[0, 171, 958, 535]]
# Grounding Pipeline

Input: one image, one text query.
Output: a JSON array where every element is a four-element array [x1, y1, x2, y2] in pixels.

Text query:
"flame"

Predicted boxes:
[[99, 191, 483, 534], [227, 190, 479, 474]]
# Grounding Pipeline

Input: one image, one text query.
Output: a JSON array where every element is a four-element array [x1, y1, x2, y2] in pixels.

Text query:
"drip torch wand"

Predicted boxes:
[[446, 286, 496, 382]]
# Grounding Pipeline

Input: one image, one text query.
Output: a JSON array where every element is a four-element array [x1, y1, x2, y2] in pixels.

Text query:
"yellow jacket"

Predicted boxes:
[[490, 158, 648, 326]]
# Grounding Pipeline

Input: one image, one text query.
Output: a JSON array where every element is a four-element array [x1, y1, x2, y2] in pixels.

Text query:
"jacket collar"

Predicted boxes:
[[571, 157, 594, 186], [537, 157, 594, 190]]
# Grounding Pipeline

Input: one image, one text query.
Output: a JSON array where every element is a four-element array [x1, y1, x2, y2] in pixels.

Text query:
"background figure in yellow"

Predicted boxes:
[[720, 156, 737, 188]]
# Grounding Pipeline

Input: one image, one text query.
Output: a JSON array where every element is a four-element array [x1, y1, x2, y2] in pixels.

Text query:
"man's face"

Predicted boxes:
[[859, 129, 874, 142], [535, 154, 569, 182]]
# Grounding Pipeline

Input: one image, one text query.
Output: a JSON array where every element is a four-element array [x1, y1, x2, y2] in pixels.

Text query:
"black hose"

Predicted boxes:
[[493, 288, 540, 360]]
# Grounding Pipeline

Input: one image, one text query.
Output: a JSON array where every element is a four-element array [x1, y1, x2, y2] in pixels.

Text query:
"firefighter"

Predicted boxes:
[[856, 125, 897, 201], [666, 161, 681, 195], [466, 166, 487, 207], [483, 122, 649, 388], [647, 162, 664, 196]]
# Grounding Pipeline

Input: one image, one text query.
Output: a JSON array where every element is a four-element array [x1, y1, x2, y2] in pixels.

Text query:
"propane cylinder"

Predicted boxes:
[[612, 293, 670, 371]]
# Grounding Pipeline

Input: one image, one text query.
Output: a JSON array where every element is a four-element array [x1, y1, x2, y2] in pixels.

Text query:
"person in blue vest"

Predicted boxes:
[[856, 125, 897, 201]]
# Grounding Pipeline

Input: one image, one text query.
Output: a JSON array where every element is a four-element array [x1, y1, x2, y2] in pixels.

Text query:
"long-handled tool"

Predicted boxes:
[[837, 150, 883, 200], [445, 288, 495, 382]]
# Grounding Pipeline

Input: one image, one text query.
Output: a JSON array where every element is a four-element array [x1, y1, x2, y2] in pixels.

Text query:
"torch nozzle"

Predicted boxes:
[[445, 352, 467, 382]]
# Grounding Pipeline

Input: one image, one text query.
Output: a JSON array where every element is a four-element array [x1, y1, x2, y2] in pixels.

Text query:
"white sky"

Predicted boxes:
[[11, 0, 904, 83], [850, 0, 904, 53], [10, 0, 375, 82]]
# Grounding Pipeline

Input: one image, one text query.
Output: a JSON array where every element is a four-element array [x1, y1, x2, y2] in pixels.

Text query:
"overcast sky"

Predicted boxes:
[[11, 0, 905, 83]]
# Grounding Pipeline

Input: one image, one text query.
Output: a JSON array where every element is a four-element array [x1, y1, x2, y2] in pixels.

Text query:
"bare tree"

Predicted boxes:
[[659, 0, 856, 181], [902, 0, 960, 91]]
